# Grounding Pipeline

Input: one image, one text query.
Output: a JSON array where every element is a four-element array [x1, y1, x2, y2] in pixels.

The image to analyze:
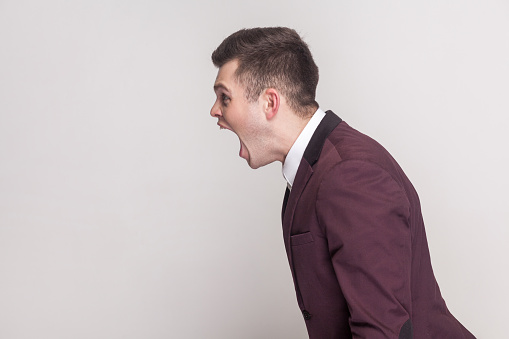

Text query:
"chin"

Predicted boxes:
[[246, 157, 259, 169], [248, 162, 262, 169], [247, 157, 273, 170]]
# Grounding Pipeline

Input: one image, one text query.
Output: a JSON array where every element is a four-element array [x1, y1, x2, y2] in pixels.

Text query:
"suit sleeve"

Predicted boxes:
[[316, 160, 413, 338]]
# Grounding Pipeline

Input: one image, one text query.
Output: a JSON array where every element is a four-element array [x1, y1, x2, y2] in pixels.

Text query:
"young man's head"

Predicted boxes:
[[210, 27, 319, 169], [212, 27, 319, 117]]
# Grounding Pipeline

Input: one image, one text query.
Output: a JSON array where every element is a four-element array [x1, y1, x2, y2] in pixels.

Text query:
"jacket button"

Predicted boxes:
[[302, 310, 311, 320]]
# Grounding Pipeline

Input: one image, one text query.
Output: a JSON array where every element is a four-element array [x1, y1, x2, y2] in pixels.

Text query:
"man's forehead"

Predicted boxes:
[[213, 59, 239, 91]]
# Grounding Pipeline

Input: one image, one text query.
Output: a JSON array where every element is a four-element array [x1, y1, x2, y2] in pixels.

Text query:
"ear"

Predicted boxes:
[[262, 88, 280, 120]]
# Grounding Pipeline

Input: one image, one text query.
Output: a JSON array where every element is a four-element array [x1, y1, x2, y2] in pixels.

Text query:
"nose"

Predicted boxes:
[[210, 101, 222, 118]]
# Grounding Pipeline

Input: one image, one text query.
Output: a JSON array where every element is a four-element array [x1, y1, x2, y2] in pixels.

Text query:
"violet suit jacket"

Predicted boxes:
[[282, 111, 474, 338]]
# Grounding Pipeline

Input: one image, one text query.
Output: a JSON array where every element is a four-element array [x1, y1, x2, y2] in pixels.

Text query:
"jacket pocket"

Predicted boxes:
[[291, 232, 314, 246]]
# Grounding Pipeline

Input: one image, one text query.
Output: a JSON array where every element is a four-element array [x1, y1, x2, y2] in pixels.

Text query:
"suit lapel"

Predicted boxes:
[[281, 187, 290, 222], [282, 161, 314, 267]]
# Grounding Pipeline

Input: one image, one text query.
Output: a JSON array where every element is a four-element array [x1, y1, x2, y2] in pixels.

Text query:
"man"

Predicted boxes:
[[210, 27, 475, 338]]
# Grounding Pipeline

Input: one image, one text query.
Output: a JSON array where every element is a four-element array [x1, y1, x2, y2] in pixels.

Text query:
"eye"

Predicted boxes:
[[221, 93, 231, 106]]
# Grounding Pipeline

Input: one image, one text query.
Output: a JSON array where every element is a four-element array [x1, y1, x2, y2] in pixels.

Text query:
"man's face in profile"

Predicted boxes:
[[210, 59, 271, 169]]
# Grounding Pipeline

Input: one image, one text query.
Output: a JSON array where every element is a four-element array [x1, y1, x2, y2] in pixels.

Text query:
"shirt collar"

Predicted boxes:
[[282, 108, 326, 190]]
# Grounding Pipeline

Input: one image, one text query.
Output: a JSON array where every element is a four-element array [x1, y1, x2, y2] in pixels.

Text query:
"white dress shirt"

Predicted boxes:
[[282, 108, 326, 190]]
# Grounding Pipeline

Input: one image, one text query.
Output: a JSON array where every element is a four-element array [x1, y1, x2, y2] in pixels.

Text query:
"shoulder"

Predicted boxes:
[[310, 121, 417, 213], [313, 121, 398, 174]]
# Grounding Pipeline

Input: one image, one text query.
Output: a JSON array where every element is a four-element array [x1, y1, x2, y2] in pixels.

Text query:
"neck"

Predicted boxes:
[[272, 109, 313, 163]]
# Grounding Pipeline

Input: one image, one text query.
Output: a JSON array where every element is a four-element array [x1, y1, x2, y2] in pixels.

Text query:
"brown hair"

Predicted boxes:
[[211, 27, 319, 116]]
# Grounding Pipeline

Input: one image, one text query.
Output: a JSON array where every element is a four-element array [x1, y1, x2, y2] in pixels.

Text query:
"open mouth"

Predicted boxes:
[[217, 122, 248, 160]]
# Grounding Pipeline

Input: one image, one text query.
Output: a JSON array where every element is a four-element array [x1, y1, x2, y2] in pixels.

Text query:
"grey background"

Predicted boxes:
[[1, 0, 508, 338]]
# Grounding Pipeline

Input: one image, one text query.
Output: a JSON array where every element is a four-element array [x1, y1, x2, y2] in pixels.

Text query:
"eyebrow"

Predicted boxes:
[[213, 83, 230, 93]]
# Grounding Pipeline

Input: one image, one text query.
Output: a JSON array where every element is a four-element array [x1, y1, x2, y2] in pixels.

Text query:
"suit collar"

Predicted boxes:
[[303, 110, 342, 167]]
